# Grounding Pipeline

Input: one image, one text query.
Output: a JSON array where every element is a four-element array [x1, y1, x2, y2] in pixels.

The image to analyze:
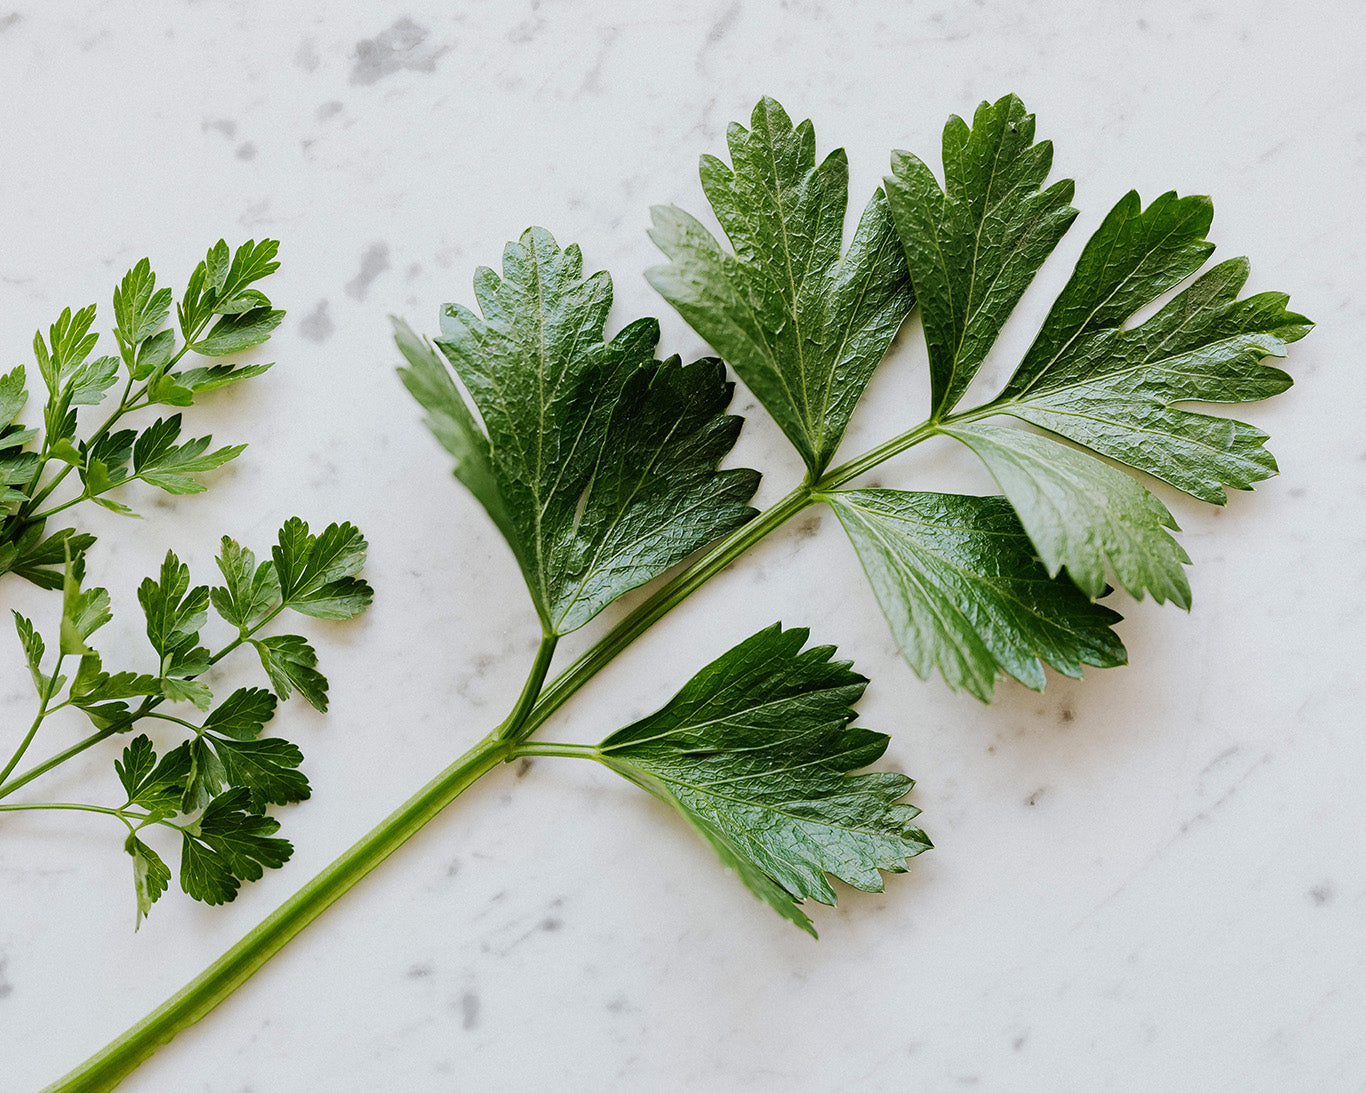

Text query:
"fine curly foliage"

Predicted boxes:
[[0, 239, 281, 589]]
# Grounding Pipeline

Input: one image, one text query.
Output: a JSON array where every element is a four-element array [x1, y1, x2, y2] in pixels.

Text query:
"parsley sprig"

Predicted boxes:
[[48, 96, 1306, 1090], [409, 92, 1306, 928], [2, 245, 372, 927], [1, 240, 282, 584], [2, 521, 372, 921]]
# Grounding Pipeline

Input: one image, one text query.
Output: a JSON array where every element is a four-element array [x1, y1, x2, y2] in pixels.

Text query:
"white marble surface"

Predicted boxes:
[[2, 1, 1362, 1090]]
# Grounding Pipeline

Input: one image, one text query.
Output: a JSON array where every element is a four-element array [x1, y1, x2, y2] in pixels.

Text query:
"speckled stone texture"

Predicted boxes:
[[2, 2, 1361, 1090]]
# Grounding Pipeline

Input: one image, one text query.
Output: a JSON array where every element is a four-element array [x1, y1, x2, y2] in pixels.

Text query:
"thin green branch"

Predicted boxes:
[[0, 801, 142, 822], [511, 740, 602, 760], [496, 631, 560, 743], [0, 726, 117, 801], [44, 730, 512, 1093], [519, 483, 817, 738], [0, 652, 67, 786], [47, 418, 952, 1085], [0, 603, 283, 802], [142, 712, 203, 734]]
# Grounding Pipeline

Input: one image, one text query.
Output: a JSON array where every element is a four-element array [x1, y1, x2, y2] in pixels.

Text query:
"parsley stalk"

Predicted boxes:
[[43, 93, 1308, 1089], [45, 732, 513, 1093], [0, 651, 67, 785], [47, 434, 934, 1089]]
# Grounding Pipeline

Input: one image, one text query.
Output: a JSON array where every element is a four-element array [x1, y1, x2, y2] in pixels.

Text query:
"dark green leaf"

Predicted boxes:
[[132, 414, 243, 494], [884, 93, 1077, 418], [190, 308, 284, 357], [170, 361, 272, 393], [43, 403, 78, 448], [213, 288, 272, 316], [116, 736, 192, 815], [218, 239, 281, 301], [430, 228, 758, 633], [147, 373, 195, 407], [115, 735, 157, 800], [191, 690, 304, 810], [36, 304, 99, 392], [85, 428, 135, 482], [209, 735, 309, 810], [271, 519, 373, 620], [253, 634, 328, 711], [203, 687, 277, 740], [598, 624, 929, 935], [59, 562, 111, 656], [113, 257, 173, 348], [70, 656, 159, 707], [125, 834, 171, 928], [210, 536, 282, 629], [66, 354, 119, 407], [0, 365, 27, 429], [283, 576, 371, 620], [47, 438, 82, 467], [179, 239, 280, 339], [132, 328, 176, 380], [130, 416, 180, 473], [12, 610, 48, 693], [945, 423, 1191, 606], [138, 551, 209, 660], [1, 448, 36, 511], [647, 97, 914, 477], [4, 525, 97, 588], [179, 787, 292, 905], [993, 192, 1310, 502], [77, 702, 137, 729], [183, 737, 228, 812], [204, 240, 231, 296], [160, 676, 213, 711], [827, 489, 1125, 699], [394, 317, 518, 549], [1005, 191, 1216, 392]]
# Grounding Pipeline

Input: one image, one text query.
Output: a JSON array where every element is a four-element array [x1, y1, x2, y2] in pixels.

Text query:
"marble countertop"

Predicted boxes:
[[3, 2, 1362, 1090]]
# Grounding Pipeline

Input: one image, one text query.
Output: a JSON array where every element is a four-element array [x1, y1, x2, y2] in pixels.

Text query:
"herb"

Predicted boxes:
[[1, 239, 281, 585], [1, 246, 371, 929], [45, 96, 1305, 1089], [594, 624, 928, 935]]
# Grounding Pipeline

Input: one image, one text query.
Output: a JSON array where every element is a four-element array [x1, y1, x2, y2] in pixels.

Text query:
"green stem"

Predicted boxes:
[[28, 489, 93, 522], [0, 707, 51, 789], [0, 652, 66, 786], [142, 712, 203, 734], [0, 608, 283, 802], [45, 730, 512, 1093], [511, 740, 601, 760], [215, 604, 284, 662], [0, 727, 115, 801], [518, 483, 816, 738], [46, 413, 956, 1088], [814, 420, 942, 491], [496, 631, 559, 742], [0, 801, 128, 819]]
